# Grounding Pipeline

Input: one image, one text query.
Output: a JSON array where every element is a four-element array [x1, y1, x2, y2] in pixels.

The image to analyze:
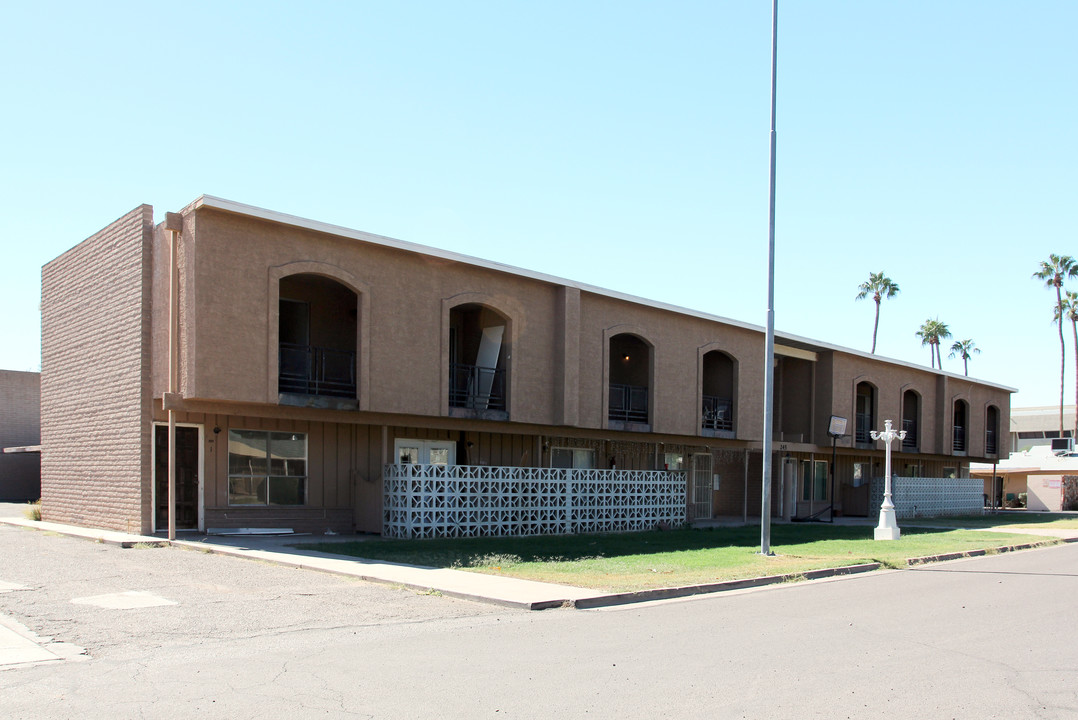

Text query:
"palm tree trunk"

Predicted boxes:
[[1058, 284, 1066, 435], [963, 355, 968, 376], [1072, 316, 1077, 440], [871, 299, 880, 354]]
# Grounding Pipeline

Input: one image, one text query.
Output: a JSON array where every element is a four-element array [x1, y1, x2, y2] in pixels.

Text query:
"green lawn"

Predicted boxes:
[[904, 512, 1078, 530], [297, 523, 1058, 593]]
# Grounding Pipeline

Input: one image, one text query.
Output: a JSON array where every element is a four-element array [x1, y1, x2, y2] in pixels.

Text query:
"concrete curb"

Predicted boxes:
[[572, 563, 882, 609], [905, 537, 1073, 566], [0, 516, 166, 548]]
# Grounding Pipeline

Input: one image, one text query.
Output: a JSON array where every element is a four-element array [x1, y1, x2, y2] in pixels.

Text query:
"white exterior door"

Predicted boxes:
[[394, 439, 456, 466], [691, 453, 713, 520]]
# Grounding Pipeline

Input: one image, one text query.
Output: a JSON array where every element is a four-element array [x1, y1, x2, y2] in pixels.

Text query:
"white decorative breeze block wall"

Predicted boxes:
[[869, 476, 983, 519], [383, 464, 687, 539]]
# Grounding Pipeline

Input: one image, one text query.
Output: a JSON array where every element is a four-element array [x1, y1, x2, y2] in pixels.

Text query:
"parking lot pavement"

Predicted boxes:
[[0, 522, 508, 670]]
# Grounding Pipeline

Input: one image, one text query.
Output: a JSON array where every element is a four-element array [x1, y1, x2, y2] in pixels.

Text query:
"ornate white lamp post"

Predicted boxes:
[[870, 419, 906, 541]]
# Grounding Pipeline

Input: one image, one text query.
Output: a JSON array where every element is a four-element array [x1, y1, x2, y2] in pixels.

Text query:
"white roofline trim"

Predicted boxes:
[[184, 195, 1017, 394]]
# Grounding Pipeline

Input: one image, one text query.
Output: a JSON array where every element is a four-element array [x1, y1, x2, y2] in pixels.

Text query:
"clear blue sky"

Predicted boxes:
[[2, 2, 1075, 408]]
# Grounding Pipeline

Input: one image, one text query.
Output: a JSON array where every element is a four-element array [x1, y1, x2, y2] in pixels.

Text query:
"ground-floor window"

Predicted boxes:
[[802, 460, 828, 501], [852, 462, 868, 486], [394, 439, 455, 465], [228, 430, 307, 505], [550, 447, 596, 469]]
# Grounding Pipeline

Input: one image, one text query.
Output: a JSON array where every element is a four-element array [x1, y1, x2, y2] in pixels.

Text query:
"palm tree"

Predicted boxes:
[[1033, 254, 1078, 435], [948, 339, 980, 376], [856, 272, 900, 354], [1055, 290, 1078, 439], [916, 318, 951, 369]]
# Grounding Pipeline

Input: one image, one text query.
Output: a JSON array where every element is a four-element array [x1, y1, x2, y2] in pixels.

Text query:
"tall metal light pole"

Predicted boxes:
[[760, 0, 779, 555]]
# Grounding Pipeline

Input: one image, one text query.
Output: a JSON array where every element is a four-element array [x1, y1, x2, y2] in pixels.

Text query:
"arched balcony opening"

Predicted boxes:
[[902, 390, 920, 451], [609, 334, 651, 426], [986, 405, 1000, 456], [701, 350, 735, 434], [855, 382, 877, 447], [448, 304, 508, 415], [278, 274, 357, 400], [953, 399, 969, 454]]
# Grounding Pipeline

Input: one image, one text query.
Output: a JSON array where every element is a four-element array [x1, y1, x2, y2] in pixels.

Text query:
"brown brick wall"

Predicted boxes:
[[40, 205, 153, 533], [0, 370, 41, 501]]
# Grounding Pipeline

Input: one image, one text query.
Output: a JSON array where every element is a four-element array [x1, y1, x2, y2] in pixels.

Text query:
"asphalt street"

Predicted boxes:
[[1, 522, 1076, 719]]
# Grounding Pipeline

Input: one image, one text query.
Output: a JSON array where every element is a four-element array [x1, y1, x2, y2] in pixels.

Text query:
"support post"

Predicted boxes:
[[164, 212, 183, 542]]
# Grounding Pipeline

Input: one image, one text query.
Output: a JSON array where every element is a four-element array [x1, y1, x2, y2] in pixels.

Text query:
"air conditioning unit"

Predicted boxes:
[[1050, 437, 1074, 452]]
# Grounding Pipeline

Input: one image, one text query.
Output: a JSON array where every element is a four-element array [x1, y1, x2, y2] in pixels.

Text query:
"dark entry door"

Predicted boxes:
[[154, 425, 200, 531]]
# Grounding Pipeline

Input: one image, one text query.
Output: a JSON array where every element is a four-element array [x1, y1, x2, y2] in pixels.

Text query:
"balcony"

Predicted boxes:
[[449, 363, 506, 412], [856, 412, 873, 445], [702, 395, 733, 432], [902, 419, 918, 451], [609, 384, 649, 424], [278, 343, 356, 398], [382, 463, 686, 539], [953, 425, 967, 453]]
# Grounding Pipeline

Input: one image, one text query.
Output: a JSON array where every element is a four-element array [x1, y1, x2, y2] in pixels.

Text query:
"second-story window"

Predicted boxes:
[[985, 405, 1000, 456], [609, 333, 650, 426], [902, 390, 920, 451], [701, 350, 735, 433], [278, 274, 357, 400], [855, 382, 876, 446], [449, 304, 508, 414], [953, 399, 969, 453]]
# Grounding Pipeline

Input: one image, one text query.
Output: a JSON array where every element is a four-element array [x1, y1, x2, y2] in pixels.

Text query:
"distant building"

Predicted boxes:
[[1010, 405, 1076, 451], [971, 445, 1078, 512], [0, 370, 41, 501]]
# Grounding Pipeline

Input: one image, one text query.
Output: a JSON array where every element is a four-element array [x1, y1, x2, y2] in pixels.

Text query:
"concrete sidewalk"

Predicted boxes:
[[0, 514, 598, 610], [0, 514, 882, 612], [5, 510, 1076, 613]]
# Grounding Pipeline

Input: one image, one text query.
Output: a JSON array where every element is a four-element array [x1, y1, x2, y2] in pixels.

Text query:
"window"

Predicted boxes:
[[943, 466, 957, 479], [228, 430, 306, 506], [448, 304, 507, 413], [855, 383, 876, 445], [551, 447, 595, 469], [394, 439, 455, 466], [663, 452, 684, 471], [802, 460, 828, 501], [852, 462, 867, 487]]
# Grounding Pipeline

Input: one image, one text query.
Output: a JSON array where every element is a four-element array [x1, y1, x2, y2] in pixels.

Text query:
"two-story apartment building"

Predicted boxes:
[[39, 197, 1013, 536]]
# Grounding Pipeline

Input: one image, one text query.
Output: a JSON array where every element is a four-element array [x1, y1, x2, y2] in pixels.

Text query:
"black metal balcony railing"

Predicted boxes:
[[702, 395, 733, 431], [953, 425, 967, 453], [986, 428, 998, 455], [449, 363, 506, 411], [856, 412, 873, 444], [278, 343, 356, 398], [609, 383, 649, 424], [902, 418, 918, 450]]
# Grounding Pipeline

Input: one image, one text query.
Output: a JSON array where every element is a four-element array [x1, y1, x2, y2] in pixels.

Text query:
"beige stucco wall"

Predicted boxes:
[[147, 202, 1012, 468]]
